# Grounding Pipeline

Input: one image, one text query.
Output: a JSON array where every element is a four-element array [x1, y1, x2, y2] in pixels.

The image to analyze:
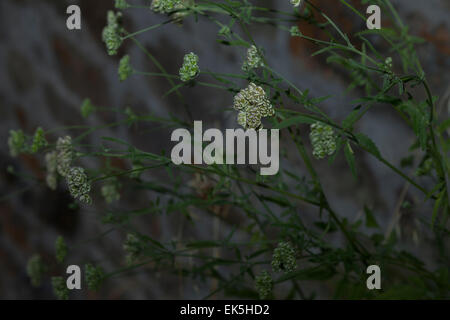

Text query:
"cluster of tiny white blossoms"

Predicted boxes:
[[85, 263, 105, 291], [151, 0, 193, 21], [151, 0, 182, 13], [102, 11, 124, 56], [31, 127, 48, 153], [66, 167, 92, 204], [52, 276, 69, 300], [8, 127, 48, 157], [26, 254, 46, 287], [55, 236, 68, 263], [179, 52, 200, 82], [271, 241, 297, 273], [115, 0, 130, 10], [242, 45, 264, 72], [8, 129, 27, 157], [309, 122, 337, 159], [56, 136, 73, 177], [291, 0, 302, 8], [384, 57, 395, 80], [101, 179, 121, 203], [233, 83, 275, 129], [123, 233, 144, 264], [385, 57, 393, 69], [45, 151, 58, 190], [255, 270, 273, 299], [290, 26, 301, 37], [118, 55, 133, 82]]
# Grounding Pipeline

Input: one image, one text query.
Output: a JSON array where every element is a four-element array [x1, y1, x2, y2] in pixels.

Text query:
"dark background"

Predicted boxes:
[[0, 0, 448, 299]]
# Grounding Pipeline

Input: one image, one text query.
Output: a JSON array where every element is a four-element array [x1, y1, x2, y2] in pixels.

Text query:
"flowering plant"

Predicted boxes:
[[9, 0, 449, 299]]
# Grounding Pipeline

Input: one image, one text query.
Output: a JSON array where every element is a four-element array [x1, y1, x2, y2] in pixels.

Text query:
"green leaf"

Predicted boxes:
[[364, 206, 379, 228], [355, 133, 381, 158], [344, 142, 357, 179], [431, 191, 444, 229], [399, 101, 429, 150]]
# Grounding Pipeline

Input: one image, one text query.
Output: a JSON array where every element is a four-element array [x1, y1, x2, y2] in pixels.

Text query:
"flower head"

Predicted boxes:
[[271, 241, 296, 273], [290, 26, 301, 37], [115, 0, 130, 9], [179, 52, 200, 82], [45, 151, 58, 190], [8, 129, 27, 157], [255, 270, 273, 299], [118, 55, 133, 82], [151, 0, 182, 13], [242, 45, 264, 71], [52, 276, 69, 300], [27, 254, 46, 287], [385, 57, 393, 69], [309, 122, 337, 159], [102, 11, 123, 56], [56, 136, 73, 177], [233, 83, 275, 129], [85, 263, 105, 291], [66, 167, 91, 204], [101, 179, 121, 203], [291, 0, 302, 8], [81, 99, 95, 118], [31, 127, 48, 153], [55, 236, 68, 263], [123, 233, 145, 264]]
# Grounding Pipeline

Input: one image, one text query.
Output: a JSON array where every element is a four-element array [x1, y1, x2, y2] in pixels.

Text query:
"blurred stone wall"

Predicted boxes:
[[0, 0, 448, 299]]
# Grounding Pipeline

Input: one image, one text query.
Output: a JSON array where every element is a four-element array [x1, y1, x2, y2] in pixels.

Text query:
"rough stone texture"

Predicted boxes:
[[0, 0, 448, 299]]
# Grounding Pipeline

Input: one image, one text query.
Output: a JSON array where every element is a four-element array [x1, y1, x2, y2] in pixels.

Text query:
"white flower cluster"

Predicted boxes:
[[102, 11, 123, 56], [118, 55, 133, 82], [179, 52, 200, 82], [309, 122, 337, 159], [242, 45, 264, 71], [115, 0, 130, 10], [151, 0, 182, 13], [85, 263, 105, 291], [101, 179, 121, 203], [151, 0, 193, 22], [291, 0, 302, 8], [8, 130, 26, 157], [27, 254, 46, 287], [56, 136, 73, 177], [271, 241, 297, 273], [255, 270, 273, 299], [45, 151, 58, 190], [290, 26, 301, 37], [66, 167, 92, 204], [123, 233, 144, 264], [385, 57, 393, 69], [233, 83, 275, 129], [52, 276, 69, 300]]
